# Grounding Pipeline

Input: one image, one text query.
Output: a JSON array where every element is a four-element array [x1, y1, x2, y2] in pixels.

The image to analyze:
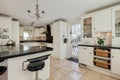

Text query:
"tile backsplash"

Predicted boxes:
[[94, 32, 112, 46]]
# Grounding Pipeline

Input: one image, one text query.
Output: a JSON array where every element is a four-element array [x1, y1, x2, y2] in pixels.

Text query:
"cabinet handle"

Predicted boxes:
[[112, 56, 114, 58], [90, 52, 92, 54]]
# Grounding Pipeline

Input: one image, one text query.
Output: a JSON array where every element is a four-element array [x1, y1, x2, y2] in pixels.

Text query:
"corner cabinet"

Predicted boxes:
[[112, 5, 120, 40], [81, 14, 94, 44]]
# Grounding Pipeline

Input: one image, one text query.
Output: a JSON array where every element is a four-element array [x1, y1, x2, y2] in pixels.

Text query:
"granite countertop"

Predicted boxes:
[[20, 40, 53, 43], [78, 44, 120, 49], [0, 45, 53, 59]]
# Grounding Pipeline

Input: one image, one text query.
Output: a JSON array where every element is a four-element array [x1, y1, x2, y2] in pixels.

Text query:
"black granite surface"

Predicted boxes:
[[0, 45, 53, 59], [20, 40, 53, 43], [78, 44, 120, 49]]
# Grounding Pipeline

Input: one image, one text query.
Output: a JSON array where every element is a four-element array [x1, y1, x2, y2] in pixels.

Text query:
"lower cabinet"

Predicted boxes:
[[111, 49, 120, 75], [78, 47, 93, 66], [7, 52, 50, 80]]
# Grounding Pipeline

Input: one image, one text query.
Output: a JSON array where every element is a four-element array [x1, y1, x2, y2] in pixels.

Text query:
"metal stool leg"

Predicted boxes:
[[35, 71, 41, 80]]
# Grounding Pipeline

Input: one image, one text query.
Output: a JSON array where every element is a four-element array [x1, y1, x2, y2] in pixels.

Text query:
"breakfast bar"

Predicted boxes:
[[0, 45, 53, 80]]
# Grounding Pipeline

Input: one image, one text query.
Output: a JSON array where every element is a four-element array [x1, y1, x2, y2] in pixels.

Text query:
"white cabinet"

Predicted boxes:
[[12, 20, 19, 44], [111, 49, 120, 75], [112, 5, 120, 40], [81, 13, 94, 44], [34, 28, 40, 37], [78, 46, 93, 66], [19, 27, 24, 36], [52, 21, 68, 59], [81, 13, 94, 39], [7, 52, 50, 80], [94, 8, 112, 32]]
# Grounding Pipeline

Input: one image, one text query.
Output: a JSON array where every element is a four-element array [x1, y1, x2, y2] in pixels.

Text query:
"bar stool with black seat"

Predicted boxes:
[[22, 55, 49, 80], [0, 59, 7, 76]]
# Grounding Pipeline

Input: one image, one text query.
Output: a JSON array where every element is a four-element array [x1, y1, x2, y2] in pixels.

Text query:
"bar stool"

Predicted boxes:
[[0, 59, 7, 75], [22, 55, 49, 80]]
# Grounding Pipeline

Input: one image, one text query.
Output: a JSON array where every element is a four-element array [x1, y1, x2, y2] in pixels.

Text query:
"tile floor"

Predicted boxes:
[[49, 57, 119, 80]]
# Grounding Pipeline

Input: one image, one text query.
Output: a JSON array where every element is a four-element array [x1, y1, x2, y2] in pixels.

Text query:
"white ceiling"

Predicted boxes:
[[0, 0, 120, 26]]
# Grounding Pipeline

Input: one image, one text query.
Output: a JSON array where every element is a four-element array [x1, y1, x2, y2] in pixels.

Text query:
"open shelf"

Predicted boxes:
[[93, 47, 111, 70], [94, 58, 111, 69]]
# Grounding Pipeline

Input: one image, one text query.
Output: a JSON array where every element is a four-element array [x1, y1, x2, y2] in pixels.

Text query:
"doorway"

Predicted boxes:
[[68, 24, 81, 63]]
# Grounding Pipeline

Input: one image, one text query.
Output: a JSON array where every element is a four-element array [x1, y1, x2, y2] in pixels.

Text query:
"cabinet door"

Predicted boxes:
[[52, 22, 60, 58], [94, 8, 112, 32], [34, 28, 40, 37], [78, 47, 93, 66], [12, 21, 19, 44], [112, 5, 120, 39], [81, 14, 94, 39], [111, 49, 120, 75]]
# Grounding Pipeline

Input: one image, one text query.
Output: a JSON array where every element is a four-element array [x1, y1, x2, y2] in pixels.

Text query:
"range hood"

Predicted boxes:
[[41, 31, 49, 34]]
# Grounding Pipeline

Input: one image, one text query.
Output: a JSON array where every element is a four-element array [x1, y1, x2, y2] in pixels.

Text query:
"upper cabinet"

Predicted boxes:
[[81, 14, 94, 39], [94, 8, 112, 32], [12, 20, 19, 44], [112, 5, 120, 39]]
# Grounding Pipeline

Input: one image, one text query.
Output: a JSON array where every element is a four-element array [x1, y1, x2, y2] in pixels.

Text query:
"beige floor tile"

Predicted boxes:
[[60, 75, 75, 80], [58, 67, 73, 74], [67, 70, 83, 80], [50, 57, 119, 80], [51, 70, 66, 80], [101, 74, 119, 80], [58, 61, 70, 67], [52, 63, 63, 70], [77, 67, 89, 75], [84, 70, 102, 80], [50, 67, 57, 73], [80, 76, 96, 80]]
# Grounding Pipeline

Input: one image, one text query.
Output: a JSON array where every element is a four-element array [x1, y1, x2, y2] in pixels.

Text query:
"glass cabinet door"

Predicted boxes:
[[115, 10, 120, 37], [83, 17, 92, 38]]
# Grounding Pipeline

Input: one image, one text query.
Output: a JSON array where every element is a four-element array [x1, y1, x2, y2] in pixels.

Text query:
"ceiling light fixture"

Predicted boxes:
[[27, 0, 45, 20]]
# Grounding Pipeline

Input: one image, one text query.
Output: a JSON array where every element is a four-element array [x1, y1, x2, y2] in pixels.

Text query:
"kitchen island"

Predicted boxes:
[[0, 45, 53, 80]]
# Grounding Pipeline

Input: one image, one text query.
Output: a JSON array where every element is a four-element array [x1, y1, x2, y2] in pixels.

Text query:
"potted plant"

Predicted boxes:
[[97, 37, 104, 46]]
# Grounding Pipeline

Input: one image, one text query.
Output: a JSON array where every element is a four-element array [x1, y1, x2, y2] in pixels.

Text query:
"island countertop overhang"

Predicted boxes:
[[0, 45, 53, 60]]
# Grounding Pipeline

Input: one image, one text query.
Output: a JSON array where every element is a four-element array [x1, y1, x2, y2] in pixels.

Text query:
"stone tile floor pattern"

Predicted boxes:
[[49, 57, 120, 80]]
